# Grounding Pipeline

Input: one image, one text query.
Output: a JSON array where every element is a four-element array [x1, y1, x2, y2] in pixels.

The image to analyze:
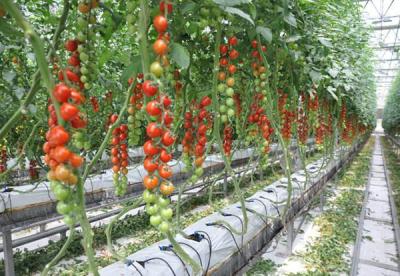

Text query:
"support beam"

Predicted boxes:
[[373, 24, 400, 31], [2, 228, 15, 276]]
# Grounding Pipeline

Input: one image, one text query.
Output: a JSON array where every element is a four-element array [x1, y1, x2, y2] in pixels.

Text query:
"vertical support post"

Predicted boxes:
[[60, 230, 67, 239], [3, 228, 15, 276], [319, 191, 324, 212], [259, 166, 264, 181], [39, 224, 46, 232], [223, 171, 228, 197], [287, 219, 294, 255]]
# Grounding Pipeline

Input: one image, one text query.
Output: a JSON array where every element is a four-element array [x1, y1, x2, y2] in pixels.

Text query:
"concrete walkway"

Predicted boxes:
[[351, 135, 400, 275]]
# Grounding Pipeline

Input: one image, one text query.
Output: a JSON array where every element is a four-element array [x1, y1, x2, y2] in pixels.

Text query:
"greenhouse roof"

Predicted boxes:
[[360, 0, 400, 109]]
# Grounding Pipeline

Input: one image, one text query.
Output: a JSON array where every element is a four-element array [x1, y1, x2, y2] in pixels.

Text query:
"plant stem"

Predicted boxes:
[[41, 228, 75, 276], [0, 0, 70, 139], [105, 198, 143, 259], [167, 231, 202, 275]]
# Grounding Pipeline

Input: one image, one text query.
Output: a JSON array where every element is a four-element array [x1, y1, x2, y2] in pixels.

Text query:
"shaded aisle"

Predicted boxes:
[[351, 135, 400, 275]]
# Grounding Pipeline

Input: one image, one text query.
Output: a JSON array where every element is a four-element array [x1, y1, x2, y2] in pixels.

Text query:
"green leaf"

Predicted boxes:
[[121, 56, 142, 85], [284, 13, 297, 27], [309, 70, 322, 82], [285, 35, 301, 43], [256, 26, 272, 42], [0, 19, 23, 37], [181, 1, 197, 14], [318, 37, 333, 48], [3, 71, 16, 84], [223, 7, 254, 25], [171, 43, 190, 69], [249, 3, 257, 20], [213, 0, 250, 6], [327, 86, 338, 101]]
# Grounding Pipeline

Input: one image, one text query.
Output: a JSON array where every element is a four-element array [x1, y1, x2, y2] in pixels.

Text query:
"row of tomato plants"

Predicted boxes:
[[0, 0, 376, 275]]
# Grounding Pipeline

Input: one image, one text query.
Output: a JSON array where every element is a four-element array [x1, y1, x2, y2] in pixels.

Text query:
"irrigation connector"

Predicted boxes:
[[187, 231, 212, 275], [159, 244, 190, 276], [125, 259, 144, 276], [129, 257, 177, 276]]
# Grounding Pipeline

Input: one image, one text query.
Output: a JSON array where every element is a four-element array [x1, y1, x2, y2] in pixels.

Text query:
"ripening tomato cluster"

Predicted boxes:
[[182, 97, 212, 181], [142, 5, 176, 234], [315, 115, 325, 145], [128, 74, 144, 146], [297, 94, 309, 145], [217, 36, 239, 123], [223, 125, 233, 156], [76, 0, 99, 90], [248, 94, 273, 153], [90, 96, 99, 113], [29, 159, 39, 180], [0, 146, 7, 173], [110, 114, 129, 196]]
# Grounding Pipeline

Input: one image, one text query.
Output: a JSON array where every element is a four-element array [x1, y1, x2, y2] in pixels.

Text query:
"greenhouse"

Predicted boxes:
[[0, 0, 399, 275]]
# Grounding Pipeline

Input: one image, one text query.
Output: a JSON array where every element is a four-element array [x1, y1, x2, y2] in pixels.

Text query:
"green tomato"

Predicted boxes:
[[161, 208, 173, 220], [54, 185, 71, 201], [143, 190, 157, 203], [80, 52, 89, 62], [226, 88, 234, 97], [77, 17, 87, 29], [190, 175, 198, 183], [80, 66, 88, 75], [63, 215, 75, 226], [158, 197, 170, 208], [227, 108, 235, 117], [159, 221, 170, 233], [150, 215, 162, 227], [84, 83, 91, 90], [217, 83, 226, 93], [219, 105, 227, 113], [77, 32, 86, 42], [50, 180, 61, 191], [260, 73, 267, 80], [260, 81, 266, 88], [221, 114, 228, 123], [226, 98, 234, 107], [150, 61, 164, 78], [80, 75, 88, 83], [146, 204, 159, 215], [200, 8, 210, 17], [195, 167, 204, 177], [56, 201, 72, 215]]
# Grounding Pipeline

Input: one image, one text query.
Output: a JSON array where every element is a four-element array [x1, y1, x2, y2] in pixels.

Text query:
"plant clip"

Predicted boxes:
[[206, 222, 217, 226], [220, 212, 233, 217], [159, 244, 173, 251], [188, 232, 205, 242]]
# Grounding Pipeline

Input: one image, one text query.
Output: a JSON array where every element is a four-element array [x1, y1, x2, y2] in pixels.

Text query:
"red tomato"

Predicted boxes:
[[198, 124, 207, 135], [161, 131, 175, 146], [228, 36, 238, 46], [229, 49, 239, 60], [143, 80, 159, 97], [143, 140, 160, 156], [159, 1, 173, 13], [219, 58, 228, 67], [144, 175, 159, 190], [60, 103, 79, 121], [110, 114, 118, 123], [163, 112, 174, 126], [158, 164, 172, 179], [70, 89, 86, 104], [65, 39, 78, 52], [66, 69, 80, 83], [220, 44, 228, 55], [195, 144, 205, 156], [251, 40, 258, 49], [200, 96, 212, 107], [153, 39, 168, 56], [48, 126, 69, 146], [198, 136, 207, 146], [163, 96, 172, 108], [70, 154, 83, 168], [153, 15, 168, 33], [52, 146, 71, 163], [146, 101, 162, 116], [68, 55, 80, 67], [144, 157, 158, 172], [160, 149, 172, 163], [70, 116, 87, 129], [146, 122, 162, 138], [228, 64, 237, 74], [53, 83, 71, 103]]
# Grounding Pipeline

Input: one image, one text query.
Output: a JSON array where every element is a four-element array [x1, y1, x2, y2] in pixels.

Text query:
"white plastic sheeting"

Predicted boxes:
[[99, 146, 350, 276]]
